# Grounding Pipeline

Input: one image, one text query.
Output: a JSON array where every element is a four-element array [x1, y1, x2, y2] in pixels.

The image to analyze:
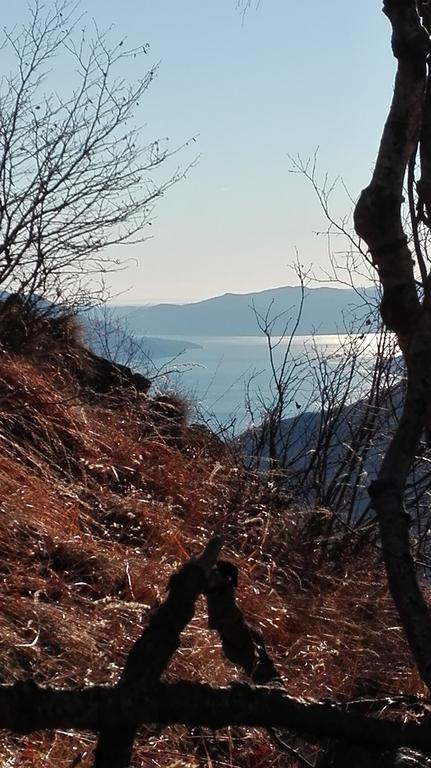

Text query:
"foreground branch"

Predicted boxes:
[[2, 537, 431, 765], [3, 679, 431, 755], [94, 536, 223, 767]]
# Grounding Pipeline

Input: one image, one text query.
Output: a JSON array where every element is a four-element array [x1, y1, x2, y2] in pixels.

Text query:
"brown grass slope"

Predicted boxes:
[[0, 309, 424, 766]]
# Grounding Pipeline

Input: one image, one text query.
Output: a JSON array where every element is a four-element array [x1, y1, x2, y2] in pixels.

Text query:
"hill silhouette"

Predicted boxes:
[[113, 285, 377, 337]]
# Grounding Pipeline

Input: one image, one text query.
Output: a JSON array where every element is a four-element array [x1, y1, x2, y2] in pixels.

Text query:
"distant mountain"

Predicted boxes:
[[111, 285, 377, 337]]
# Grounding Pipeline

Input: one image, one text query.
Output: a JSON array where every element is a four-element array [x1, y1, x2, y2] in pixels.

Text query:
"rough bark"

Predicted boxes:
[[354, 1, 427, 347], [418, 1, 431, 224], [354, 0, 431, 690]]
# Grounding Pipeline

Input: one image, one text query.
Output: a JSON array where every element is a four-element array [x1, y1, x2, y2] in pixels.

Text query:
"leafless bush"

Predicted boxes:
[[0, 1, 187, 305]]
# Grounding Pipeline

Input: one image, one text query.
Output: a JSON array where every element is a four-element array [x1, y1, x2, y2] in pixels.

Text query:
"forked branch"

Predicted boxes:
[[2, 539, 431, 766]]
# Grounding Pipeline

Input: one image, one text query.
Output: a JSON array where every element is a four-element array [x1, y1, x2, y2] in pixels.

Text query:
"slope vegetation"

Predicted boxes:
[[0, 306, 422, 767]]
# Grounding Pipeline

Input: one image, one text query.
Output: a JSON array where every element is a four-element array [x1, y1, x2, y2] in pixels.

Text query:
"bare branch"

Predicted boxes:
[[0, 1, 189, 305]]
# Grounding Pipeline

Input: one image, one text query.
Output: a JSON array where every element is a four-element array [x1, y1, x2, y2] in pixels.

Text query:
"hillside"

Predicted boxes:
[[0, 303, 423, 767], [113, 285, 377, 337], [239, 379, 409, 520]]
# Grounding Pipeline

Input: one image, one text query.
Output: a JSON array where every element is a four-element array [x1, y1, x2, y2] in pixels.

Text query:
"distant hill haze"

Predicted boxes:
[[113, 285, 377, 337]]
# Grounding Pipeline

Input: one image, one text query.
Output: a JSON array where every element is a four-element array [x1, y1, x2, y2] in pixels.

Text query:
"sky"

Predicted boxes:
[[2, 1, 395, 303]]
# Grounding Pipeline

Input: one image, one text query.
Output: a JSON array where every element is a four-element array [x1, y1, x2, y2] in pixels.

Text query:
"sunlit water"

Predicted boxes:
[[140, 333, 390, 431]]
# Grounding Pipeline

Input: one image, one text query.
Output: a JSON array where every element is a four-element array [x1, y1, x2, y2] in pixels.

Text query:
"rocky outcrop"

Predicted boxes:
[[79, 350, 151, 396]]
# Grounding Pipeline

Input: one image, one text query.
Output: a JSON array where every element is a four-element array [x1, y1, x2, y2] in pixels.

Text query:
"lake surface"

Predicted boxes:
[[141, 333, 390, 432]]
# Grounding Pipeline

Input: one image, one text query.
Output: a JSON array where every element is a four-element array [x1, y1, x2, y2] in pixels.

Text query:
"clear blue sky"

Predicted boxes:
[[4, 1, 394, 302]]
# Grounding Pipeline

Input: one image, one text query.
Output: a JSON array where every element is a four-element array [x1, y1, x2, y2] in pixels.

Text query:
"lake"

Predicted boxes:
[[142, 333, 390, 432]]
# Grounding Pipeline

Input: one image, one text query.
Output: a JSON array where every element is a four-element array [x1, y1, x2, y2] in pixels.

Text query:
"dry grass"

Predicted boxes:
[[0, 323, 425, 766]]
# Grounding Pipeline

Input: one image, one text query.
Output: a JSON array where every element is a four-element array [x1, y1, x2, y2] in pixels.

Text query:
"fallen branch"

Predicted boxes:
[[4, 537, 431, 766], [2, 679, 431, 755]]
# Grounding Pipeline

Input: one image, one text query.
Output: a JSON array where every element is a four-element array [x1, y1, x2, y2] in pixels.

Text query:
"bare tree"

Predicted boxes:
[[0, 1, 185, 305], [249, 273, 307, 474], [353, 2, 431, 690], [235, 1, 431, 701]]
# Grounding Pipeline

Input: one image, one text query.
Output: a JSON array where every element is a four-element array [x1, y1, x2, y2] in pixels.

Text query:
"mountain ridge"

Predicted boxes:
[[112, 285, 377, 337]]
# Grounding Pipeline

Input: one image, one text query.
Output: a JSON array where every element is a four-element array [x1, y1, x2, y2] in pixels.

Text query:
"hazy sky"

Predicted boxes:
[[3, 1, 394, 302]]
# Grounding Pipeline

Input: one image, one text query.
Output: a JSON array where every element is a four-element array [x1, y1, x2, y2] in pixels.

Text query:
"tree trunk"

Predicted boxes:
[[354, 0, 431, 689]]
